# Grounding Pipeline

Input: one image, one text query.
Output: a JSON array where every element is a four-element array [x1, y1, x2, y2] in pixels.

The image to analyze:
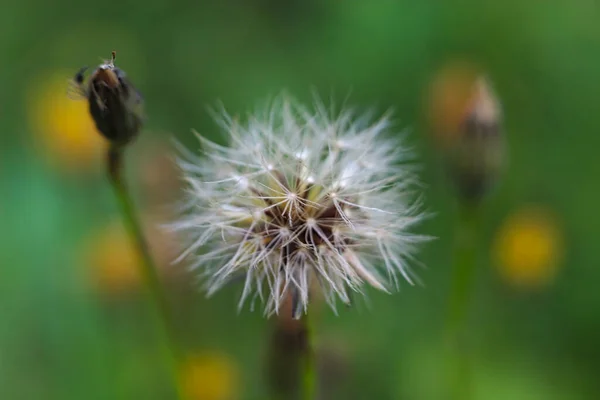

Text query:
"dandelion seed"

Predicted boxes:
[[170, 94, 427, 318]]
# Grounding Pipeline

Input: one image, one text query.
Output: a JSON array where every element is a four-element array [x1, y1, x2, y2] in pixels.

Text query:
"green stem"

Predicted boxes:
[[446, 201, 481, 400], [107, 147, 184, 400], [301, 313, 316, 400]]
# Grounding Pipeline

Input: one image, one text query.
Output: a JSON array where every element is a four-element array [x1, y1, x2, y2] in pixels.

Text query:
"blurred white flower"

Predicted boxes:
[[170, 94, 427, 318]]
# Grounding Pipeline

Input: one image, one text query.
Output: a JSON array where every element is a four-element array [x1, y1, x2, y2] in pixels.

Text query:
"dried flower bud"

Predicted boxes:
[[70, 51, 144, 148], [428, 65, 505, 203], [450, 77, 505, 202]]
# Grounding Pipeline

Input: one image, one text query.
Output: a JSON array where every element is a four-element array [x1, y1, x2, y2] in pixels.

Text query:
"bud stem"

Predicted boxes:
[[107, 146, 185, 400], [445, 201, 481, 400]]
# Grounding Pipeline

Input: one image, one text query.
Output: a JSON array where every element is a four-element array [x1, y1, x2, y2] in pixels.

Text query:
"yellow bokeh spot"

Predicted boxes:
[[82, 213, 178, 296], [182, 352, 239, 400], [493, 206, 564, 289], [85, 220, 141, 294], [28, 71, 107, 171]]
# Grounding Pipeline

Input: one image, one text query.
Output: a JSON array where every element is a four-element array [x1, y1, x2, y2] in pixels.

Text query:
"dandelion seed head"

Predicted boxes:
[[170, 94, 427, 318]]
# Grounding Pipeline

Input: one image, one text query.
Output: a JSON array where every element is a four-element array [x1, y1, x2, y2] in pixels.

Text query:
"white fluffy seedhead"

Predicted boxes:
[[170, 94, 427, 318]]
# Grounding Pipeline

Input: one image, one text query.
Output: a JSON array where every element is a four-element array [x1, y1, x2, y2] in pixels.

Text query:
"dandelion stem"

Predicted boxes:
[[107, 146, 184, 400], [446, 201, 480, 400], [301, 313, 316, 400]]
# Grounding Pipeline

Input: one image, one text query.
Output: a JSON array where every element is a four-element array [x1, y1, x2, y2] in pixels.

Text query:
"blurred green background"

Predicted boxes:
[[2, 0, 599, 399]]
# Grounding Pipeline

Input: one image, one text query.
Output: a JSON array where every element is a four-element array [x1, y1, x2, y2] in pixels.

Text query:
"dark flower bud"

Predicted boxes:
[[72, 51, 144, 148]]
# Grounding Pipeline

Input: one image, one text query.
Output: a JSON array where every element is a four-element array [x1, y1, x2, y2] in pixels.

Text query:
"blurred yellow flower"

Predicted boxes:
[[182, 352, 239, 400], [84, 219, 141, 294], [28, 71, 107, 171], [493, 206, 564, 289], [82, 213, 179, 295]]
